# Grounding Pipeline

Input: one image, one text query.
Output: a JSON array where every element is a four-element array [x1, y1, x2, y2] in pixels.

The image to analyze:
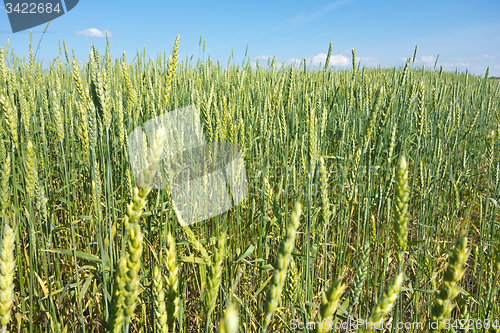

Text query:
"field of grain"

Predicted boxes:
[[0, 34, 499, 332]]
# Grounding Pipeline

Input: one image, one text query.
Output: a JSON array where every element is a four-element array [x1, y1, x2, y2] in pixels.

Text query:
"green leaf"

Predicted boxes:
[[248, 258, 266, 263], [306, 301, 319, 309], [252, 275, 273, 300], [178, 256, 206, 264], [58, 197, 74, 207], [487, 197, 498, 209], [235, 244, 255, 262], [79, 273, 95, 299], [258, 264, 274, 270]]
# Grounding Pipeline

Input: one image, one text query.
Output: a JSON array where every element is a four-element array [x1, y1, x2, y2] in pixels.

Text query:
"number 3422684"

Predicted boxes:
[[5, 3, 62, 14]]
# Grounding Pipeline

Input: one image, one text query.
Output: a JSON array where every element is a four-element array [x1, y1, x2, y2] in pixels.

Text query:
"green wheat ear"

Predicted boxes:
[[122, 221, 143, 322], [324, 41, 332, 72], [25, 140, 38, 200], [429, 235, 469, 332], [152, 266, 168, 333], [349, 241, 370, 311], [393, 154, 409, 263], [206, 232, 227, 321], [352, 48, 357, 72], [165, 232, 179, 331], [107, 127, 167, 332], [219, 303, 239, 333], [286, 259, 301, 307], [360, 273, 403, 333], [163, 34, 180, 109], [0, 152, 11, 215], [0, 93, 18, 149], [263, 202, 302, 332], [0, 222, 15, 333], [107, 257, 127, 333], [315, 277, 346, 333]]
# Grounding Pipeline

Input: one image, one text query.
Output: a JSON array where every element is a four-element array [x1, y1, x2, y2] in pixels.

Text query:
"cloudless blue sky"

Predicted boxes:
[[1, 0, 499, 76]]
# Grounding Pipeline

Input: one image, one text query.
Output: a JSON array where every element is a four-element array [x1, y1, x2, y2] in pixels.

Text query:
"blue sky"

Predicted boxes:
[[1, 0, 499, 76]]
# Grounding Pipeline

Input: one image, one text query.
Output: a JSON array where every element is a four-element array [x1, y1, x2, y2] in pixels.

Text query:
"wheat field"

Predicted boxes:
[[0, 34, 499, 332]]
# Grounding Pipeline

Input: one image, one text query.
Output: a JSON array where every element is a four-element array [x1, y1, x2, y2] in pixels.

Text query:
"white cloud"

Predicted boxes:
[[329, 54, 350, 66], [76, 28, 111, 38], [308, 53, 349, 67], [483, 54, 496, 59], [456, 57, 469, 62], [420, 55, 434, 63], [310, 53, 328, 66], [286, 53, 350, 67], [251, 53, 376, 69]]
